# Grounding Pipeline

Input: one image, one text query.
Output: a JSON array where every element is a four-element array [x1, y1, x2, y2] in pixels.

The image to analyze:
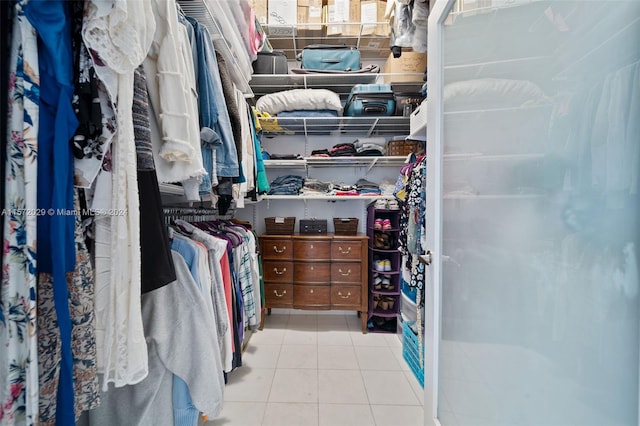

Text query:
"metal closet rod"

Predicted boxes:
[[162, 205, 236, 221]]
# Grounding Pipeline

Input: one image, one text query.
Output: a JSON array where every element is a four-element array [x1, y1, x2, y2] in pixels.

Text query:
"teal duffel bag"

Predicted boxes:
[[300, 45, 361, 72]]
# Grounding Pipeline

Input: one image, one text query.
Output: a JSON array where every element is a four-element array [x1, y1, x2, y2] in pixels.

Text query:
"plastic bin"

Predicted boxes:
[[402, 320, 424, 387]]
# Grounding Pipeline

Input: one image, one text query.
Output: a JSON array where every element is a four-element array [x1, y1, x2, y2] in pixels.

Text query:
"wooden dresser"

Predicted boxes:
[[260, 234, 369, 333]]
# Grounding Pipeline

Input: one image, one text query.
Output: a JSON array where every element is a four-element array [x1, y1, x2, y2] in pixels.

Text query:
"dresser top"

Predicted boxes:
[[260, 234, 368, 241]]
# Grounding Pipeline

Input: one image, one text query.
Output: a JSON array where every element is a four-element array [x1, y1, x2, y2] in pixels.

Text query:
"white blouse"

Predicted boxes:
[[143, 0, 206, 201]]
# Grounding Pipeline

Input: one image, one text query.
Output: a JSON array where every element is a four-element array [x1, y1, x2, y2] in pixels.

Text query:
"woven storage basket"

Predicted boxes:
[[333, 218, 359, 235], [264, 217, 296, 235], [387, 139, 424, 156]]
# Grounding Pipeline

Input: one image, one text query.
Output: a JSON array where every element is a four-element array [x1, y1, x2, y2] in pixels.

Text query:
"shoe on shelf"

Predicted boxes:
[[383, 259, 392, 272], [387, 199, 400, 210], [374, 218, 383, 230], [374, 199, 387, 209], [385, 297, 396, 310], [374, 259, 387, 272], [382, 219, 392, 230], [372, 295, 381, 309]]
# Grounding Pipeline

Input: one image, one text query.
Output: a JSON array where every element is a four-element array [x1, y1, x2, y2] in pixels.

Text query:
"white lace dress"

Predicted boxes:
[[83, 0, 156, 390]]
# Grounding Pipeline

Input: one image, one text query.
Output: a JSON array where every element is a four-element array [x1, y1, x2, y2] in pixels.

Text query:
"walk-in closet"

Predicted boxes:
[[2, 0, 639, 425]]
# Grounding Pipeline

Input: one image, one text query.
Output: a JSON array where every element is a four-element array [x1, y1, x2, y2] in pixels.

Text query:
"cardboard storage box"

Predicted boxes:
[[250, 0, 269, 25], [324, 0, 360, 36], [297, 0, 323, 31], [360, 0, 388, 36], [383, 52, 427, 83], [268, 0, 297, 35]]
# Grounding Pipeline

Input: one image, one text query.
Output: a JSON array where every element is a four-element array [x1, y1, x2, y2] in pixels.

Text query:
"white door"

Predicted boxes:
[[425, 1, 640, 425]]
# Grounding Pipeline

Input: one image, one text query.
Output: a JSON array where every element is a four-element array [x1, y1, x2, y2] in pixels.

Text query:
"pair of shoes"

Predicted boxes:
[[374, 199, 400, 210], [372, 295, 382, 309], [374, 259, 392, 272], [386, 199, 400, 210], [374, 276, 390, 286], [378, 296, 396, 311], [374, 232, 394, 249], [374, 199, 387, 209], [374, 218, 392, 231]]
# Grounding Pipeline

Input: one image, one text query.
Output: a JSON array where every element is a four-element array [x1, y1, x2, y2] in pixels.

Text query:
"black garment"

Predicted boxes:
[[137, 170, 176, 293], [132, 66, 176, 293], [1, 1, 14, 272], [71, 0, 103, 161]]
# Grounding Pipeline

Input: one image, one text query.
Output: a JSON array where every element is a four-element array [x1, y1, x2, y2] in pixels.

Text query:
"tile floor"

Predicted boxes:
[[206, 312, 424, 426]]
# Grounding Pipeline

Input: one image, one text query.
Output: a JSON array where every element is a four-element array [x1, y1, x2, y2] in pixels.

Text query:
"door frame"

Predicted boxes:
[[424, 0, 457, 424]]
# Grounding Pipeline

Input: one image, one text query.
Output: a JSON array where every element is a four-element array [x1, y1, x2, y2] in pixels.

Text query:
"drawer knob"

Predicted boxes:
[[338, 291, 351, 299], [310, 266, 314, 271], [339, 268, 351, 276], [273, 267, 287, 275], [273, 290, 287, 298], [338, 246, 351, 254], [310, 244, 314, 249], [273, 245, 286, 253], [310, 289, 314, 294]]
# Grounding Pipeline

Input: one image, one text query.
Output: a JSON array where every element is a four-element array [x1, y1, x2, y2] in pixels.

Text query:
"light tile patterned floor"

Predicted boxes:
[[206, 313, 424, 426]]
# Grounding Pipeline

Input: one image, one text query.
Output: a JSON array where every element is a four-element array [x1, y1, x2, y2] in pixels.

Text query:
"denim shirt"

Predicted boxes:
[[184, 17, 240, 187]]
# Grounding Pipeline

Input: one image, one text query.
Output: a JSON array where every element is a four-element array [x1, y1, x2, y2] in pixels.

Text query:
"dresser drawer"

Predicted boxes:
[[330, 285, 362, 309], [331, 263, 362, 283], [331, 240, 363, 261], [293, 285, 330, 309], [265, 283, 293, 307], [294, 239, 331, 261], [294, 262, 331, 284], [263, 261, 293, 282], [261, 238, 293, 260]]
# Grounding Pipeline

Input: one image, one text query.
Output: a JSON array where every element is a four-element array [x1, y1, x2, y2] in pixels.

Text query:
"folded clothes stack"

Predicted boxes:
[[310, 149, 330, 157], [332, 183, 358, 196], [355, 178, 381, 195], [300, 178, 333, 195], [328, 143, 357, 157], [267, 175, 305, 195], [267, 153, 304, 160], [354, 139, 385, 156]]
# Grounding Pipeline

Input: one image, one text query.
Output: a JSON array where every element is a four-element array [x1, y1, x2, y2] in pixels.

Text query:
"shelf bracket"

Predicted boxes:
[[366, 118, 379, 137], [366, 157, 378, 174]]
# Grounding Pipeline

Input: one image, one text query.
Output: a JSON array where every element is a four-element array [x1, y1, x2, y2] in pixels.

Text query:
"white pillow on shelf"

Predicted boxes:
[[256, 88, 343, 115]]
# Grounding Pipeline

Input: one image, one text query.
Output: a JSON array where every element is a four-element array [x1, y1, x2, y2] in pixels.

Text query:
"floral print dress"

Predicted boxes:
[[0, 2, 40, 424]]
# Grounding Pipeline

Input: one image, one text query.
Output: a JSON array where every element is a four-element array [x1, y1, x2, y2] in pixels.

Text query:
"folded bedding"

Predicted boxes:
[[256, 89, 343, 115]]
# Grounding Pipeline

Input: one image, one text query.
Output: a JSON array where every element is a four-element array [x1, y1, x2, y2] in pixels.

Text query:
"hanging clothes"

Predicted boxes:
[[144, 0, 206, 202], [236, 91, 256, 207], [170, 234, 222, 426], [22, 0, 80, 424], [249, 107, 270, 196], [70, 0, 103, 189], [79, 251, 224, 426], [0, 1, 13, 235], [38, 191, 100, 426], [173, 220, 234, 372], [0, 3, 39, 423], [133, 65, 177, 294], [82, 0, 155, 391], [184, 17, 240, 182]]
